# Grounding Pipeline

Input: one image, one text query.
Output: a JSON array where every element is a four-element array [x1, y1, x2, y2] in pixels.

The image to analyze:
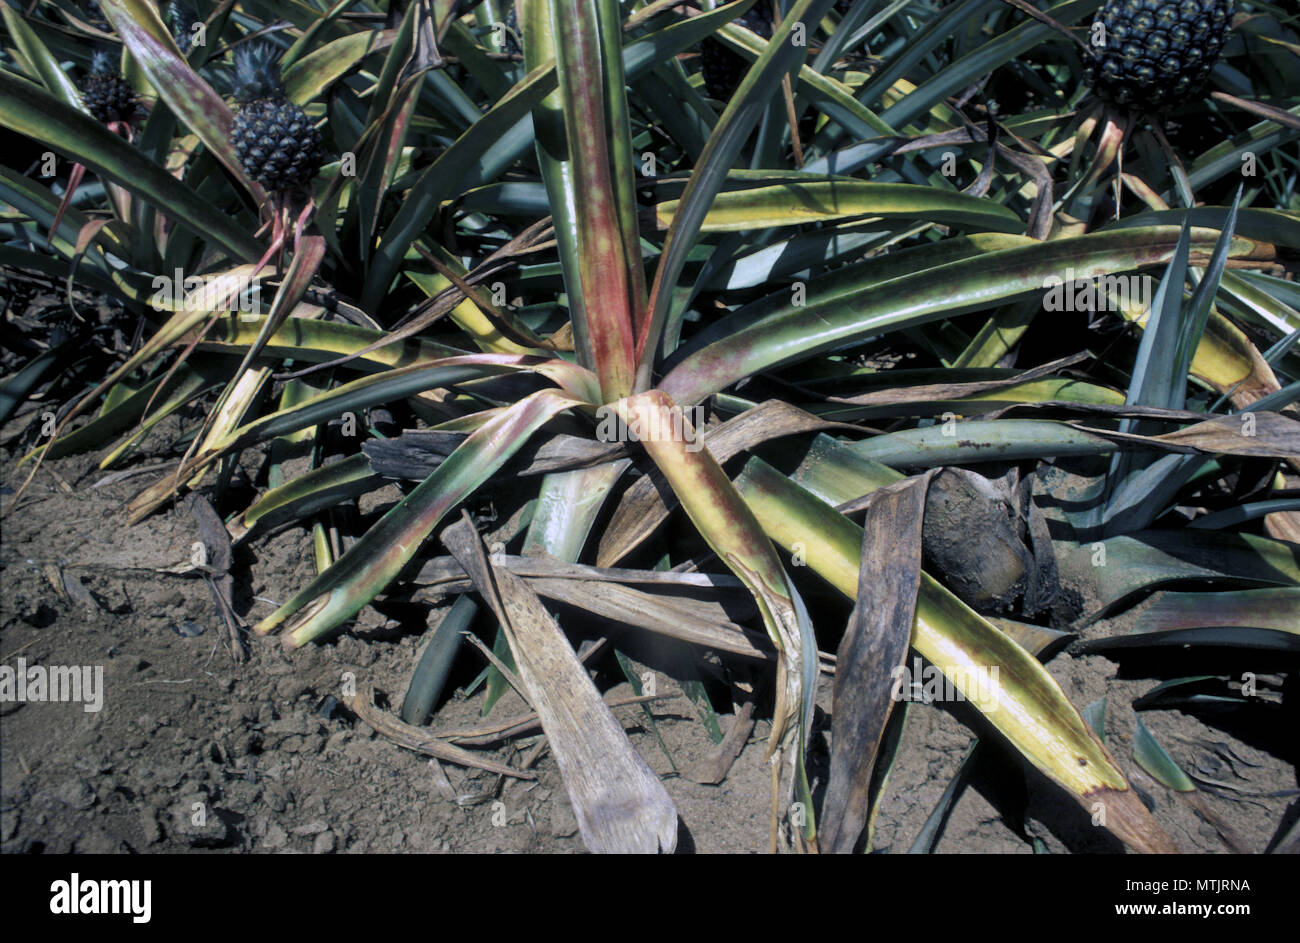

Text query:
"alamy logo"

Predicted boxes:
[[1042, 269, 1153, 313], [0, 658, 103, 712], [595, 402, 707, 453], [150, 268, 262, 315], [890, 657, 1000, 710], [50, 873, 151, 923]]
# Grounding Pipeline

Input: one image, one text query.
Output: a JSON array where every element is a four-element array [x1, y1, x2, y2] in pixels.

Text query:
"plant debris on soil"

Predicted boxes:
[[2, 436, 1293, 854]]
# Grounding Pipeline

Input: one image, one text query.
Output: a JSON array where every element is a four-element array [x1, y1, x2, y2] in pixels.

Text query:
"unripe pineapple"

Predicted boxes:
[[700, 4, 774, 102], [229, 43, 324, 194], [79, 49, 137, 124], [1083, 0, 1234, 112]]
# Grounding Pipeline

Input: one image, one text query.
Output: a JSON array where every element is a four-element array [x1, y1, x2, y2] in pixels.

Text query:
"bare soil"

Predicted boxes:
[[1, 433, 1295, 854]]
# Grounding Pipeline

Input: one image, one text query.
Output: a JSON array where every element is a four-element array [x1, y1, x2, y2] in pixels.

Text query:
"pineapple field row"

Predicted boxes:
[[0, 0, 1297, 859]]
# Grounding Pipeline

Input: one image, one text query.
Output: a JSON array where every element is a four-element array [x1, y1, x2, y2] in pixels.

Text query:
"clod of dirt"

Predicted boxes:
[[921, 468, 1034, 613], [171, 792, 235, 848], [55, 778, 96, 811]]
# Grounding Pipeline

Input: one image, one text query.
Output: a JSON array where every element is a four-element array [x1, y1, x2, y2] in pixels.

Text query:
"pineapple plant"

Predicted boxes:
[[3, 0, 1298, 857], [229, 43, 324, 195], [699, 2, 773, 101], [1082, 0, 1235, 112], [78, 48, 136, 125]]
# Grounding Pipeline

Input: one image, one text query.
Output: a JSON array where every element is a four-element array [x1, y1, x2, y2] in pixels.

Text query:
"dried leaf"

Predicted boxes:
[[441, 516, 678, 853], [821, 473, 933, 853]]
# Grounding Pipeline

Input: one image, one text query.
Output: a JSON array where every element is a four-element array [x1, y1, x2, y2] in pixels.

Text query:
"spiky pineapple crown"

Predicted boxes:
[[232, 42, 286, 103], [88, 48, 118, 77]]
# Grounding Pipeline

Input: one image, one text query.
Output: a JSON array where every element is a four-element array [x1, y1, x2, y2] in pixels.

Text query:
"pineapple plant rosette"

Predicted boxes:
[[1, 0, 1298, 854]]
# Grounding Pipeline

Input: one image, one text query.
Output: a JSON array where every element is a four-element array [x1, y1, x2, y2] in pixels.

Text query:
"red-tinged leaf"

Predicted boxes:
[[550, 0, 639, 401]]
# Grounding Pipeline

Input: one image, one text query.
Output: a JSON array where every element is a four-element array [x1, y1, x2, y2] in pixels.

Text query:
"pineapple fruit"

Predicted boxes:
[[1083, 0, 1235, 112], [229, 43, 324, 194], [79, 48, 137, 125]]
